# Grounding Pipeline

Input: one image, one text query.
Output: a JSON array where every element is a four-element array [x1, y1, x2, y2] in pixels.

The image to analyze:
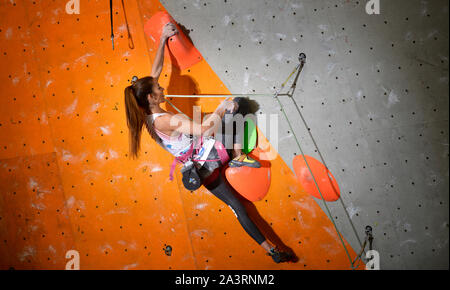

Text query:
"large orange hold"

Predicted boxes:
[[144, 11, 203, 70], [225, 161, 271, 202], [293, 155, 340, 201]]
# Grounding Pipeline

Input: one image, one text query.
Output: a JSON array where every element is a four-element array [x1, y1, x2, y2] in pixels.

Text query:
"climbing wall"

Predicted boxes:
[[0, 0, 362, 270], [0, 0, 447, 270], [160, 0, 449, 269]]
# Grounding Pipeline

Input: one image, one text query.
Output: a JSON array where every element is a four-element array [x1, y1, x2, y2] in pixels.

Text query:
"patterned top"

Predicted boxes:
[[148, 113, 193, 157]]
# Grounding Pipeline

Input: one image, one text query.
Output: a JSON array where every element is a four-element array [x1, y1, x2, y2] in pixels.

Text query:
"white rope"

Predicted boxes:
[[164, 93, 289, 98]]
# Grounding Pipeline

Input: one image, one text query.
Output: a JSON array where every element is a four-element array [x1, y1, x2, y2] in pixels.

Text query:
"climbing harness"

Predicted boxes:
[[168, 134, 228, 182], [171, 135, 229, 191], [158, 53, 373, 269]]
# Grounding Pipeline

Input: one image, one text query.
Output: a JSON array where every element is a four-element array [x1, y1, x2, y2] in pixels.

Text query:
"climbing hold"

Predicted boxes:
[[225, 152, 270, 202], [243, 118, 257, 154], [144, 11, 203, 70], [298, 52, 306, 63], [292, 155, 340, 201], [164, 245, 172, 256]]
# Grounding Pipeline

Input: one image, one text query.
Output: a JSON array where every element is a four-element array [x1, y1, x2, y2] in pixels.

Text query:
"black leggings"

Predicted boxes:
[[204, 97, 266, 245], [204, 172, 266, 245]]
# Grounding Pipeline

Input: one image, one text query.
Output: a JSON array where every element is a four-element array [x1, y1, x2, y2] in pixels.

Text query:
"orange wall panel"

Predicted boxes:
[[0, 0, 361, 270]]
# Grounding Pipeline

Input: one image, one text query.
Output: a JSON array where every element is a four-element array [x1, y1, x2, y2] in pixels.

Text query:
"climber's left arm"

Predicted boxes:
[[151, 22, 178, 80]]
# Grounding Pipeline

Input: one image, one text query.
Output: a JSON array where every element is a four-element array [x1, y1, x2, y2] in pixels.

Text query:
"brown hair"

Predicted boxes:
[[124, 76, 162, 159]]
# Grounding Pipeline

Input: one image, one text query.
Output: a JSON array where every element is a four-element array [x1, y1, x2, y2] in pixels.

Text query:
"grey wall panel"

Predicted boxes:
[[161, 0, 449, 269]]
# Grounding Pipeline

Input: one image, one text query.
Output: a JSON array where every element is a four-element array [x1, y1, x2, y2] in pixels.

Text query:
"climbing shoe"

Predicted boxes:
[[229, 154, 261, 168], [267, 247, 293, 264]]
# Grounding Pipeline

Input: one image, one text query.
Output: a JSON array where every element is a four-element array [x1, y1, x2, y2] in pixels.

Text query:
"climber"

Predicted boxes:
[[124, 22, 293, 263]]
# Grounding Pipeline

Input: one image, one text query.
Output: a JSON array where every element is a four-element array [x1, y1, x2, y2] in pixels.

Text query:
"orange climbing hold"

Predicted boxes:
[[225, 151, 271, 202], [293, 155, 341, 202], [225, 166, 271, 202], [144, 11, 203, 70]]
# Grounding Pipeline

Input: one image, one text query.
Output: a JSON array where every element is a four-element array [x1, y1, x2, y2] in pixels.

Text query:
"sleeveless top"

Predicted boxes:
[[147, 112, 230, 182], [148, 113, 193, 157]]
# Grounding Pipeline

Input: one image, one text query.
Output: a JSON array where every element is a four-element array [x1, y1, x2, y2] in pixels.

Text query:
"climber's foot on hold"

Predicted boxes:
[[229, 153, 261, 168], [267, 247, 294, 264]]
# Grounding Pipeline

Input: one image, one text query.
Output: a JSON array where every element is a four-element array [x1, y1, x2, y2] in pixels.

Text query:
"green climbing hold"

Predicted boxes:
[[243, 118, 257, 154]]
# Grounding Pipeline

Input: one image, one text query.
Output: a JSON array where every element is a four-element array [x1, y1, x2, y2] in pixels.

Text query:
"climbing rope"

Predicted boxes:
[[276, 55, 367, 257], [121, 0, 134, 49], [164, 97, 192, 120], [352, 226, 374, 268], [272, 52, 377, 269], [165, 93, 289, 98], [162, 53, 368, 269], [109, 0, 114, 50], [268, 53, 355, 269]]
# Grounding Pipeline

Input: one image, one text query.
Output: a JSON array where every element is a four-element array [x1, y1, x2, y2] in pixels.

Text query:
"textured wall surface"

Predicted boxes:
[[159, 0, 449, 269], [0, 0, 448, 270], [0, 0, 361, 270]]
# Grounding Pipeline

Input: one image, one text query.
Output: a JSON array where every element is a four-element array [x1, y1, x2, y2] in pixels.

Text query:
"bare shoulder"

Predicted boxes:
[[153, 112, 178, 134]]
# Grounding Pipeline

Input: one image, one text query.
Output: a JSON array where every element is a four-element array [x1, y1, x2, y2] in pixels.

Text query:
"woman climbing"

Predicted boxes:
[[124, 22, 293, 263]]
